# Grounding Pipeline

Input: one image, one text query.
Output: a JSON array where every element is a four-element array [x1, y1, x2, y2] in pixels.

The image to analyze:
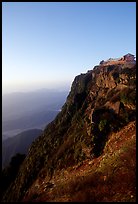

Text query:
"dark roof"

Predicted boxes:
[[123, 53, 135, 57]]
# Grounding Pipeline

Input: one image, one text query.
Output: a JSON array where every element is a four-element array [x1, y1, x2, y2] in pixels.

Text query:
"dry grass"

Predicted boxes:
[[23, 121, 136, 202]]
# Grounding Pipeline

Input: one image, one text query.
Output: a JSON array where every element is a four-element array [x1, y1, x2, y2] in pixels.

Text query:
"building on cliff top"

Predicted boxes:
[[122, 53, 135, 61], [99, 53, 135, 65]]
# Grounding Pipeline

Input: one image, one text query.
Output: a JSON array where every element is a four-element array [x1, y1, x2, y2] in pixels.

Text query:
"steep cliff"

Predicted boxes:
[[2, 62, 136, 202]]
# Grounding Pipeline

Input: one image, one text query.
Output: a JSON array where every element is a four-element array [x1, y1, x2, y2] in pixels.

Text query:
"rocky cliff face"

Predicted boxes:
[[2, 62, 136, 202]]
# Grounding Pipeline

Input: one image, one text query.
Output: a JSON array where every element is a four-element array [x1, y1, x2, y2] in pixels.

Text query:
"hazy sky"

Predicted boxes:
[[2, 2, 136, 93]]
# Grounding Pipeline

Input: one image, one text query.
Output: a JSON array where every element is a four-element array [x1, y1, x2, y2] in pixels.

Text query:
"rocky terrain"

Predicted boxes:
[[1, 61, 136, 202]]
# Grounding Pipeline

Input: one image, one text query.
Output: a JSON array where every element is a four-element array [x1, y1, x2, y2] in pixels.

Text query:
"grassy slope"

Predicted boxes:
[[23, 120, 136, 202]]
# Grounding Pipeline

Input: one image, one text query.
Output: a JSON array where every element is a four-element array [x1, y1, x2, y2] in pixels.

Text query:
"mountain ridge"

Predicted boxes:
[[2, 129, 43, 169], [2, 61, 136, 202]]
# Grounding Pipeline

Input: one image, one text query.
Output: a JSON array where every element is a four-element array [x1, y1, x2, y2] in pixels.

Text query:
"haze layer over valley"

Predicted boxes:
[[2, 88, 68, 139]]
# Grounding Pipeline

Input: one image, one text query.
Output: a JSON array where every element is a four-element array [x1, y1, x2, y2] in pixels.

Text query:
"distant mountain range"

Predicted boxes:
[[2, 89, 68, 138], [2, 129, 43, 169], [2, 61, 136, 202]]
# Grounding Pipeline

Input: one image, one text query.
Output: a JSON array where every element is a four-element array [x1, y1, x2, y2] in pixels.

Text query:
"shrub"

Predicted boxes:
[[120, 89, 136, 105], [120, 93, 129, 104], [98, 119, 107, 132], [1, 153, 26, 197], [112, 72, 119, 80]]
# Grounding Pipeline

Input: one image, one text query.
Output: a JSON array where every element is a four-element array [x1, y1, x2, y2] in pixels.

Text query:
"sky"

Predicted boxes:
[[2, 2, 136, 94]]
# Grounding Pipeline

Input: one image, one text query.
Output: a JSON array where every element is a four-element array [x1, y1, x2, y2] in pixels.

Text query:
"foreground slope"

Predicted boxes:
[[23, 120, 136, 202], [2, 62, 136, 202]]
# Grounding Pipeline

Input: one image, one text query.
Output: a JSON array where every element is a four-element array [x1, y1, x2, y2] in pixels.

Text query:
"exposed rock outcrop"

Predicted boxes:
[[2, 62, 136, 202]]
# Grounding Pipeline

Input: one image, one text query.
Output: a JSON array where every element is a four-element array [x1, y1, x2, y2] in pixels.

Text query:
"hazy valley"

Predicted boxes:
[[2, 2, 136, 202], [2, 59, 136, 202], [2, 89, 68, 169], [2, 89, 68, 139]]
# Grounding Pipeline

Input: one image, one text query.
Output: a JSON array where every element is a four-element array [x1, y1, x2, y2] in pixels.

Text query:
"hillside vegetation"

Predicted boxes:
[[2, 62, 136, 202]]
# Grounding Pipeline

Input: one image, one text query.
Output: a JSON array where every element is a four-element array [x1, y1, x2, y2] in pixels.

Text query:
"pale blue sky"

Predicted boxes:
[[2, 2, 136, 93]]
